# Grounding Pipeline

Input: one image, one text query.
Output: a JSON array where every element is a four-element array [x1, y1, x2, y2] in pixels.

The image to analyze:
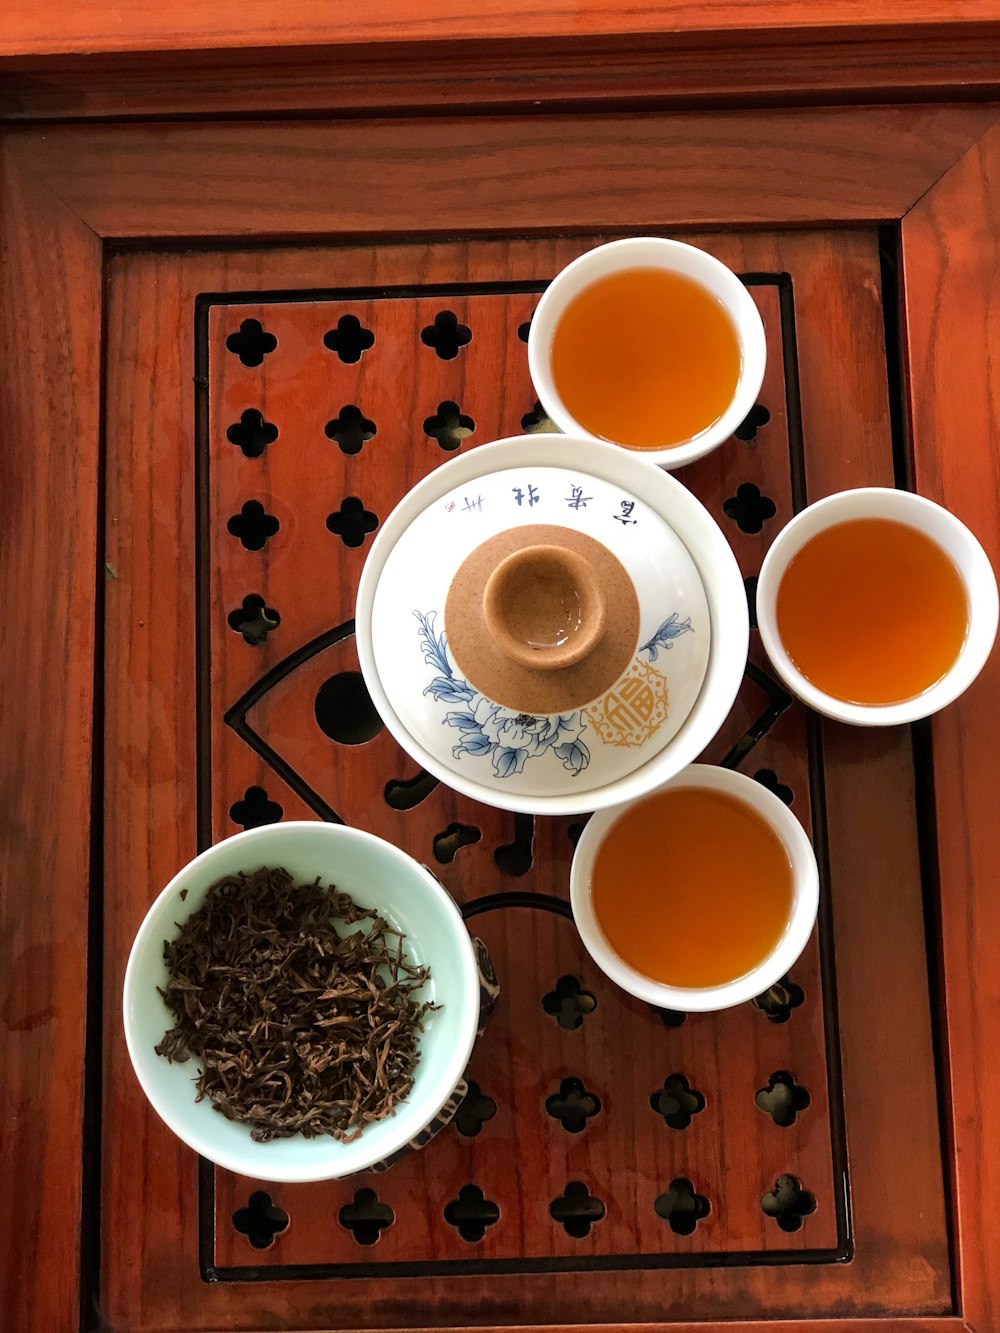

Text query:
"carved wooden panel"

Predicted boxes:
[[100, 232, 950, 1327], [205, 281, 838, 1274]]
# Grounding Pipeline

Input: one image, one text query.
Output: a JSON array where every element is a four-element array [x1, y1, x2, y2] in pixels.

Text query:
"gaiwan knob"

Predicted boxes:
[[482, 544, 608, 671]]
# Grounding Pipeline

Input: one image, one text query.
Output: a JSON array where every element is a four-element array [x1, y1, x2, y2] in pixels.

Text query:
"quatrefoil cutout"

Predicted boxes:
[[226, 408, 278, 459], [546, 1077, 601, 1133], [323, 314, 375, 364], [454, 1081, 497, 1137], [650, 1074, 706, 1130], [444, 1184, 500, 1242], [338, 1188, 394, 1245], [227, 593, 281, 645], [229, 785, 283, 829], [756, 1070, 811, 1127], [542, 975, 596, 1031], [227, 500, 279, 551], [549, 1181, 605, 1239], [761, 1173, 817, 1232], [424, 400, 475, 451], [226, 319, 277, 367], [521, 400, 558, 434], [724, 482, 778, 534], [326, 497, 379, 549], [734, 402, 771, 441], [654, 1178, 711, 1236], [232, 1191, 288, 1249], [752, 975, 805, 1024], [325, 404, 377, 456], [421, 310, 472, 359]]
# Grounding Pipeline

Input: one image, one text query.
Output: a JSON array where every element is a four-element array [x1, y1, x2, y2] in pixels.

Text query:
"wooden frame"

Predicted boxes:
[[1, 1, 999, 61], [4, 28, 1000, 121], [3, 94, 1000, 1333]]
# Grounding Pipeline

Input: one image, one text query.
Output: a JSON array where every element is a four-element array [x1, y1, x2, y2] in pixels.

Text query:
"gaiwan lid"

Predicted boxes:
[[356, 436, 747, 815]]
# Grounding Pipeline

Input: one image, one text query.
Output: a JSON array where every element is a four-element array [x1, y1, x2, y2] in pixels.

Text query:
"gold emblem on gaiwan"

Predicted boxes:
[[586, 658, 669, 748]]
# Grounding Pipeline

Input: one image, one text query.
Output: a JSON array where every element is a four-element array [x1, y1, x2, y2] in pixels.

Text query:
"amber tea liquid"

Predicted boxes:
[[591, 787, 794, 989], [550, 267, 742, 449], [775, 518, 969, 705]]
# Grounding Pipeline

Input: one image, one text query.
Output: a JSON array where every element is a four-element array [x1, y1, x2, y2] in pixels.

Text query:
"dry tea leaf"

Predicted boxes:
[[155, 866, 435, 1142]]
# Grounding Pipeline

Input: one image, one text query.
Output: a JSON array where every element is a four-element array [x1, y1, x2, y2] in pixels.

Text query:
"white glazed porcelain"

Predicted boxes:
[[527, 237, 767, 470], [123, 823, 480, 1183], [570, 764, 819, 1012], [356, 435, 749, 815], [756, 487, 999, 726], [368, 459, 710, 802]]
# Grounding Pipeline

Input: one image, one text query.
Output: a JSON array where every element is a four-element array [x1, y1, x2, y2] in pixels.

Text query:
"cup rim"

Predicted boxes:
[[569, 764, 820, 1012], [122, 821, 481, 1182], [756, 487, 999, 726], [527, 237, 767, 471]]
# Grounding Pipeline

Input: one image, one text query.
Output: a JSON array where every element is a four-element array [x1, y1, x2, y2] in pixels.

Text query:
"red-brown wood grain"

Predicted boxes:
[[3, 29, 1000, 122], [724, 228, 953, 1314], [0, 139, 101, 1333], [101, 1325, 968, 1333], [902, 120, 1000, 1333], [2, 0, 999, 57], [206, 281, 838, 1270], [101, 250, 205, 1333], [4, 97, 1000, 1332], [98, 231, 948, 1331], [0, 108, 996, 238]]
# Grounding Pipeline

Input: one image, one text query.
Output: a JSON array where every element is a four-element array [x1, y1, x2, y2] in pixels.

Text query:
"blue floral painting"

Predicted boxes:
[[639, 613, 693, 661], [414, 611, 591, 780]]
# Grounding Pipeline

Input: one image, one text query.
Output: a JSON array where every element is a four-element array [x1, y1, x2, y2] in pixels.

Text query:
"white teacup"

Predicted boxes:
[[528, 237, 767, 470], [756, 487, 999, 726], [570, 764, 819, 1013]]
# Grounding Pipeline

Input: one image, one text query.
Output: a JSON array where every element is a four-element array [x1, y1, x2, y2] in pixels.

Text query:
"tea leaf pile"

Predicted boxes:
[[155, 866, 434, 1143]]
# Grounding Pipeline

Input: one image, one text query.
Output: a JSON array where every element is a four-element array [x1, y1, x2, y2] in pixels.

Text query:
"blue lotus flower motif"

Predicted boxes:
[[414, 611, 591, 779], [478, 705, 541, 754]]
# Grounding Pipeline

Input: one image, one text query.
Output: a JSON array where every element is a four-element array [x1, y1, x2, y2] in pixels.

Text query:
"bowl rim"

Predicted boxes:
[[526, 236, 767, 471], [122, 821, 481, 1183], [756, 486, 1000, 726], [355, 433, 750, 815], [569, 763, 820, 1012]]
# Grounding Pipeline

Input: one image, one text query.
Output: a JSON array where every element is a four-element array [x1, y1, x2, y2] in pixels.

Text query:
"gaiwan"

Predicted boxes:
[[356, 435, 749, 816]]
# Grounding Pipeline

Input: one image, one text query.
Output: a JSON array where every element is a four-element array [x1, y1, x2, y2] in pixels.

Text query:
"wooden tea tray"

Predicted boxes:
[[98, 234, 956, 1326], [3, 25, 1000, 1332]]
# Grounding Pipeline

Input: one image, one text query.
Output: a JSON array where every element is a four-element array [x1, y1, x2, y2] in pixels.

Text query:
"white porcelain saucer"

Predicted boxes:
[[356, 436, 749, 816]]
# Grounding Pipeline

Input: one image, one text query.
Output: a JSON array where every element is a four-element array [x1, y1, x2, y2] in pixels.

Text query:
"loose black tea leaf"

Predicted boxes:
[[154, 866, 435, 1143]]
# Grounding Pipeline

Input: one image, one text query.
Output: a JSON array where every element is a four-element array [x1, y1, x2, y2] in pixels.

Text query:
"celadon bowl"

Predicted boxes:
[[123, 822, 480, 1183]]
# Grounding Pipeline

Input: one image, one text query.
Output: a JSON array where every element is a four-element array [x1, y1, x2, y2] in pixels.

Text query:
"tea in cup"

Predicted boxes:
[[756, 487, 998, 725], [528, 237, 766, 470], [570, 765, 819, 1012]]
